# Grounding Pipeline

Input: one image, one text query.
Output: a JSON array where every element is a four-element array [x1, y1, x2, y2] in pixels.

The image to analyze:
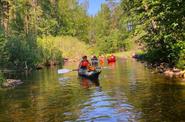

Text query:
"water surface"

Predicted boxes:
[[0, 59, 185, 122]]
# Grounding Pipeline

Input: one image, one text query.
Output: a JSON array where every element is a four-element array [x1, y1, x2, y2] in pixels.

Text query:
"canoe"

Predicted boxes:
[[78, 69, 101, 80]]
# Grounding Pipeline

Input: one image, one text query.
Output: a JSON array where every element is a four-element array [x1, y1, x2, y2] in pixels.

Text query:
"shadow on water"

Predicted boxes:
[[0, 59, 185, 121]]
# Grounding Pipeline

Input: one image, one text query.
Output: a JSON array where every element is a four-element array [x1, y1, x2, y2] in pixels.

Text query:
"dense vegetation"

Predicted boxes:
[[0, 0, 185, 71], [92, 0, 185, 69], [0, 72, 5, 86], [0, 0, 89, 70], [37, 36, 90, 61], [90, 1, 132, 53]]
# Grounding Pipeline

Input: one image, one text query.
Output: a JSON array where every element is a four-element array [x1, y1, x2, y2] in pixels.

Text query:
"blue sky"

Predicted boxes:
[[79, 0, 106, 16]]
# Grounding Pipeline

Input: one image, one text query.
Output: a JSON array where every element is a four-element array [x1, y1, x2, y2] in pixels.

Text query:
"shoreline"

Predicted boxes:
[[132, 55, 185, 81], [110, 51, 185, 81]]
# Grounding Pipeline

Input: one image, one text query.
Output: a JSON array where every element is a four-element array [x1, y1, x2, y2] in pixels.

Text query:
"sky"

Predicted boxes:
[[79, 0, 106, 16]]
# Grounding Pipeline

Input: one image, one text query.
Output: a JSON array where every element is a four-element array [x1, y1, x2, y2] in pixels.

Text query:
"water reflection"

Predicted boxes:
[[108, 62, 116, 69], [78, 76, 102, 91], [77, 78, 139, 122], [0, 59, 185, 121], [138, 83, 185, 122]]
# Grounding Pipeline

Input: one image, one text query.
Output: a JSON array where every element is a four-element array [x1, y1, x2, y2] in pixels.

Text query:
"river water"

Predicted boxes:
[[0, 59, 185, 122]]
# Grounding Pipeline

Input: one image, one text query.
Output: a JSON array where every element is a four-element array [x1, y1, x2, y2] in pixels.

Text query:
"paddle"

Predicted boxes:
[[58, 69, 78, 74], [57, 66, 110, 74]]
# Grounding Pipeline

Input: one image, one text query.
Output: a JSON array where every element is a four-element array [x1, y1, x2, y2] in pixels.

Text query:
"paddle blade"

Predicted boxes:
[[58, 69, 72, 74]]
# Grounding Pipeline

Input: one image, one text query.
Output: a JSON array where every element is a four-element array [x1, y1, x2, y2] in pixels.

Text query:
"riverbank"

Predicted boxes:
[[0, 72, 23, 89], [1, 58, 185, 122], [132, 54, 185, 81], [106, 49, 143, 59], [36, 36, 92, 69], [141, 62, 185, 80], [109, 51, 185, 81]]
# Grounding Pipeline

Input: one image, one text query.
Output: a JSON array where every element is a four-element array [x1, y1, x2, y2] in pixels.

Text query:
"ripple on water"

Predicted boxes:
[[77, 90, 139, 122], [1, 59, 184, 122]]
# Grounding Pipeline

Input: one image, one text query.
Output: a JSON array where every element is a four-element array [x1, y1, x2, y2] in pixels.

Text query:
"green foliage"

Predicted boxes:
[[0, 0, 90, 70], [37, 36, 63, 65], [176, 43, 185, 69], [0, 28, 8, 67], [38, 36, 90, 60], [96, 29, 123, 53], [91, 1, 138, 53], [5, 35, 38, 69], [108, 0, 185, 69], [55, 0, 90, 41], [0, 72, 5, 86], [1, 0, 185, 70], [139, 0, 185, 68], [91, 0, 185, 69]]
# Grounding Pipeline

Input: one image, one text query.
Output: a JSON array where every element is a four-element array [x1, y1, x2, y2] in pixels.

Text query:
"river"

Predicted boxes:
[[0, 59, 185, 122]]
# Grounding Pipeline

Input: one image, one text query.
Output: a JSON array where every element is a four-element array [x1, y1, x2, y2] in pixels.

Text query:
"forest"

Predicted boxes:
[[0, 0, 185, 71], [1, 1, 185, 121]]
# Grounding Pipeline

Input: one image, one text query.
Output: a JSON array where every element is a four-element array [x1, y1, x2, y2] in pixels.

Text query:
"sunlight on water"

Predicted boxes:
[[0, 59, 185, 122]]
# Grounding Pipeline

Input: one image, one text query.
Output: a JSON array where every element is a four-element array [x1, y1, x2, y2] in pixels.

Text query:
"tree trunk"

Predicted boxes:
[[1, 1, 10, 34]]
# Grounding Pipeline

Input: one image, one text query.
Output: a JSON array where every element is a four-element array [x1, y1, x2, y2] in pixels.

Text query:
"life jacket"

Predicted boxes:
[[99, 56, 104, 62], [88, 66, 95, 71], [81, 60, 89, 67], [107, 55, 116, 63]]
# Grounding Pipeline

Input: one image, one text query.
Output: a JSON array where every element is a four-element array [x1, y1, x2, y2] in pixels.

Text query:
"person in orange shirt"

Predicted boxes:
[[99, 54, 104, 67]]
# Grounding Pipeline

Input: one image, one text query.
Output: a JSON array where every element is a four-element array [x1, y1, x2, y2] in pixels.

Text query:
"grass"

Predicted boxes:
[[56, 36, 90, 59], [106, 43, 144, 58], [37, 35, 144, 61], [106, 50, 141, 58], [37, 36, 91, 60], [105, 30, 145, 58]]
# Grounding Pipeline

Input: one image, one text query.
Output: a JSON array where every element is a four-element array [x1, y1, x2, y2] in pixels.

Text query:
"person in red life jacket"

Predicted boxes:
[[78, 55, 91, 70], [107, 54, 116, 63], [111, 54, 116, 61]]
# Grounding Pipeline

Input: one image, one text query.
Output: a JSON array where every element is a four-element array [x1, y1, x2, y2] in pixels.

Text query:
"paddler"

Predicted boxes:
[[78, 55, 91, 70]]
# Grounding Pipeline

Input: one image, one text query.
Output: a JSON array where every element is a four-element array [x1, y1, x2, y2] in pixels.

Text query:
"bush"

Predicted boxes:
[[37, 36, 63, 65], [0, 72, 5, 86], [176, 49, 185, 69], [37, 36, 89, 65], [5, 35, 39, 69], [0, 29, 8, 68]]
